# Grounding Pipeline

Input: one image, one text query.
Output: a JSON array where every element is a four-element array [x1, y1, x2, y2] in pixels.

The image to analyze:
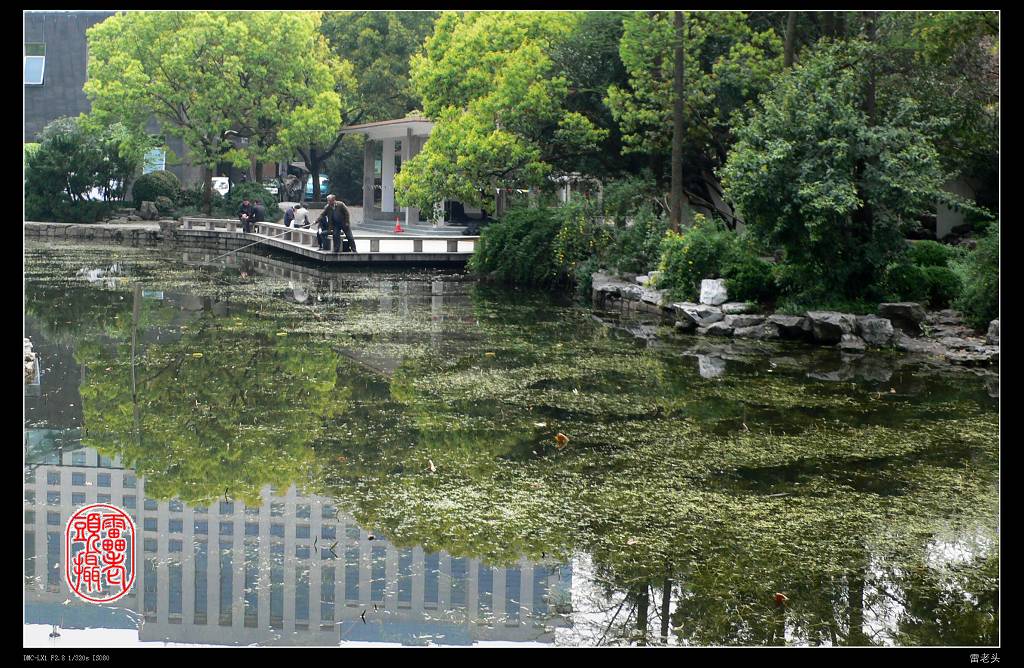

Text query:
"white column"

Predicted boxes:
[[381, 138, 396, 214]]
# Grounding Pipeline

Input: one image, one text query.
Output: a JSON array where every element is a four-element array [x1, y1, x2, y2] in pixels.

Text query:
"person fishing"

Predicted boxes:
[[316, 194, 357, 253]]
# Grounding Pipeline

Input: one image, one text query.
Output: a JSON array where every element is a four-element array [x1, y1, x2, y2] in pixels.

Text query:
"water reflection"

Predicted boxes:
[[24, 243, 998, 646]]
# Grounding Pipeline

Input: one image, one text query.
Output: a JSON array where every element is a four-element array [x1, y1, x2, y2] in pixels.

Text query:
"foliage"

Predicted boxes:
[[721, 235, 779, 303], [907, 239, 955, 268], [611, 205, 672, 275], [225, 181, 274, 211], [324, 134, 366, 204], [952, 226, 999, 329], [319, 11, 440, 123], [396, 11, 608, 212], [85, 11, 351, 210], [656, 216, 734, 301], [880, 261, 930, 304], [552, 202, 615, 287], [600, 172, 662, 226], [721, 40, 959, 300], [177, 182, 224, 210], [468, 207, 564, 287], [606, 12, 783, 170], [25, 115, 151, 221], [130, 170, 180, 206], [921, 265, 962, 310]]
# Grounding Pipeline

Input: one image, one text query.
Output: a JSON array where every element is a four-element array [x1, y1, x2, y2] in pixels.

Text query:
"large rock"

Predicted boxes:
[[878, 303, 926, 334], [697, 355, 726, 379], [733, 324, 779, 340], [838, 334, 867, 353], [699, 279, 728, 306], [722, 301, 757, 315], [724, 314, 765, 329], [767, 314, 810, 340], [674, 319, 696, 332], [987, 319, 999, 346], [672, 302, 724, 327], [805, 311, 857, 344], [856, 315, 896, 347], [139, 201, 159, 220], [703, 321, 734, 337]]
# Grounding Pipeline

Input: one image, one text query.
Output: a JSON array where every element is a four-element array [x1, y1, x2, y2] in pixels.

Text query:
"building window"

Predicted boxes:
[[169, 539, 183, 553], [169, 519, 183, 533], [123, 495, 136, 509], [144, 518, 157, 532], [144, 499, 158, 511], [97, 494, 111, 504], [296, 524, 310, 539], [194, 520, 208, 535], [123, 474, 137, 489], [47, 471, 60, 486], [71, 451, 87, 466], [219, 521, 234, 536], [245, 522, 259, 537], [47, 512, 60, 526], [72, 492, 86, 506], [219, 501, 234, 515], [72, 473, 85, 487], [24, 43, 45, 85], [97, 473, 111, 488], [169, 499, 183, 513], [142, 149, 166, 174]]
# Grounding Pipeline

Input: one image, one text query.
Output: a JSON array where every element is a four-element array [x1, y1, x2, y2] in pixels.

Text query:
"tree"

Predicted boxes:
[[670, 11, 686, 232], [394, 11, 607, 216], [84, 11, 346, 212], [720, 40, 960, 300], [606, 12, 783, 225]]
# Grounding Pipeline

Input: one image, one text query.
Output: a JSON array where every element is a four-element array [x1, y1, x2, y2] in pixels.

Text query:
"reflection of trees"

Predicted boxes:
[[28, 253, 998, 645], [76, 287, 346, 506]]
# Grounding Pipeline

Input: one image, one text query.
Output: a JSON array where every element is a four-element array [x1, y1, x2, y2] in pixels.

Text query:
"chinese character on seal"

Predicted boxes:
[[64, 503, 136, 603]]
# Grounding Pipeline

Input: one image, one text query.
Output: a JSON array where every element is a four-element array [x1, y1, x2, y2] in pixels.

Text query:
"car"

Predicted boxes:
[[305, 173, 329, 199]]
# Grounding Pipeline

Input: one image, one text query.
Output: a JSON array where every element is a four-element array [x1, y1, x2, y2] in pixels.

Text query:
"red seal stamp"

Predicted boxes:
[[64, 503, 136, 603]]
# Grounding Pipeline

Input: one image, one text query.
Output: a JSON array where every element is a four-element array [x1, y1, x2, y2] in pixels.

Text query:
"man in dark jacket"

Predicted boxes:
[[252, 199, 267, 224], [317, 194, 357, 253], [238, 198, 255, 233]]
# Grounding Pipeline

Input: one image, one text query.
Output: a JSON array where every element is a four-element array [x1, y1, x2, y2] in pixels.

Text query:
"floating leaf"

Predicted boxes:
[[191, 352, 203, 358]]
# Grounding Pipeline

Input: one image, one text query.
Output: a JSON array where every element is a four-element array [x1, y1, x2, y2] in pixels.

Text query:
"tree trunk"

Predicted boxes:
[[822, 12, 836, 38], [310, 148, 322, 202], [202, 164, 213, 216], [660, 578, 672, 643], [784, 12, 798, 68], [670, 10, 686, 232], [635, 586, 650, 646]]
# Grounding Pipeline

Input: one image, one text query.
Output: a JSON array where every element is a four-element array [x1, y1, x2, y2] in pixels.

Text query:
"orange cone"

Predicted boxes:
[[393, 216, 404, 233]]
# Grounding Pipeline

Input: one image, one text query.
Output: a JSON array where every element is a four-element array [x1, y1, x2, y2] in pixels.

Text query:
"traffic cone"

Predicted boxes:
[[393, 216, 404, 233]]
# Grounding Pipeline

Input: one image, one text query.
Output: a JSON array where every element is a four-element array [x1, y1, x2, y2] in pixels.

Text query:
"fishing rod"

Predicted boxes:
[[207, 220, 323, 262]]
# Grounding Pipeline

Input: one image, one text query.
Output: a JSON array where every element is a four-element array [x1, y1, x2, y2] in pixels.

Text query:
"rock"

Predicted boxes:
[[986, 319, 999, 346], [672, 302, 724, 327], [139, 201, 159, 220], [638, 287, 667, 307], [944, 346, 998, 366], [703, 321, 734, 337], [894, 333, 934, 354], [878, 303, 926, 334], [767, 314, 810, 340], [805, 311, 857, 344], [838, 334, 867, 352], [697, 355, 726, 379], [699, 279, 728, 306], [856, 315, 896, 347], [723, 314, 765, 329], [674, 320, 696, 333], [634, 275, 648, 285], [721, 301, 757, 315], [733, 324, 778, 340]]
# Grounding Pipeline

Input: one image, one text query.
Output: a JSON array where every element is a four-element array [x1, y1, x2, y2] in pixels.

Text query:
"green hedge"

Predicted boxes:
[[953, 227, 999, 329], [131, 170, 180, 207]]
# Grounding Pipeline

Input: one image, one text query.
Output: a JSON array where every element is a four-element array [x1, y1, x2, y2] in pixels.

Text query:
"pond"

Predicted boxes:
[[24, 241, 998, 647]]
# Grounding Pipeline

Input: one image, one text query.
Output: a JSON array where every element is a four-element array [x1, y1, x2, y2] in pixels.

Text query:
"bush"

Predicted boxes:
[[907, 239, 955, 267], [723, 238, 779, 303], [953, 226, 999, 329], [600, 172, 659, 226], [154, 195, 175, 215], [176, 183, 224, 211], [612, 205, 671, 275], [469, 207, 563, 287], [224, 181, 274, 215], [553, 202, 614, 287], [657, 216, 734, 301], [879, 261, 930, 303], [131, 170, 180, 207], [48, 201, 120, 224], [921, 265, 962, 309]]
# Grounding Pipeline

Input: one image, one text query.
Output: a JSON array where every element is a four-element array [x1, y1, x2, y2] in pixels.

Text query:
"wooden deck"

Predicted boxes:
[[178, 217, 478, 265]]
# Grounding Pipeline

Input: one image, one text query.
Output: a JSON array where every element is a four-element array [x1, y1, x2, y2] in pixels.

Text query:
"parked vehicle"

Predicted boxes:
[[305, 174, 330, 200]]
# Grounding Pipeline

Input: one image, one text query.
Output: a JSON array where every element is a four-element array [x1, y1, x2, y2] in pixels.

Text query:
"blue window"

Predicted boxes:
[[123, 495, 136, 509], [46, 491, 60, 506], [169, 539, 183, 553], [97, 473, 110, 487], [270, 523, 284, 538], [47, 471, 60, 485], [97, 494, 111, 504], [169, 519, 183, 533], [123, 474, 136, 489], [219, 501, 234, 515], [296, 504, 310, 519], [321, 525, 336, 540], [72, 492, 86, 505], [321, 505, 336, 520], [245, 522, 259, 536], [144, 537, 158, 553], [144, 518, 157, 532], [296, 524, 310, 539], [219, 521, 234, 536], [144, 499, 158, 511], [71, 451, 87, 466], [296, 544, 310, 559], [24, 44, 45, 85], [169, 500, 183, 513], [72, 473, 85, 486], [194, 520, 208, 535], [47, 512, 60, 526]]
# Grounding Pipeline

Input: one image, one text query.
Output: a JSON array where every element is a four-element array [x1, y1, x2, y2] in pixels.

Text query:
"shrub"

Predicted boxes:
[[723, 239, 779, 303], [612, 205, 671, 275], [469, 207, 563, 287], [921, 265, 962, 309], [224, 181, 273, 215], [600, 172, 659, 226], [907, 239, 955, 268], [176, 183, 224, 210], [879, 261, 930, 303], [657, 216, 734, 301], [953, 226, 999, 329], [49, 201, 120, 224], [553, 202, 614, 286], [131, 170, 180, 207]]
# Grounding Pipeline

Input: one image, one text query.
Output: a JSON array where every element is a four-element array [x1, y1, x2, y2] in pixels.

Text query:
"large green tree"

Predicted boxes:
[[606, 11, 783, 221], [84, 11, 347, 211], [720, 39, 964, 300], [394, 11, 608, 216]]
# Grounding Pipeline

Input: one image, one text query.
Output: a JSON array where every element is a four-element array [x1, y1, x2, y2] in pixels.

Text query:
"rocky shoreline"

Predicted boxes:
[[592, 271, 998, 368]]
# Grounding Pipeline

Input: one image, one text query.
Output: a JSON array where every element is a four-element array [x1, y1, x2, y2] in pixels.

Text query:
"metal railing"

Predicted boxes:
[[179, 218, 478, 254]]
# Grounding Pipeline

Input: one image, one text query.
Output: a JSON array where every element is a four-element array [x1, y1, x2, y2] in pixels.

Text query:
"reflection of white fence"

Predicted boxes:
[[179, 218, 478, 257]]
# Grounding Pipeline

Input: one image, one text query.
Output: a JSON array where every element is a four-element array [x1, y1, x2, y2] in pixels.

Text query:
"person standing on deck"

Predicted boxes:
[[317, 194, 356, 253]]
